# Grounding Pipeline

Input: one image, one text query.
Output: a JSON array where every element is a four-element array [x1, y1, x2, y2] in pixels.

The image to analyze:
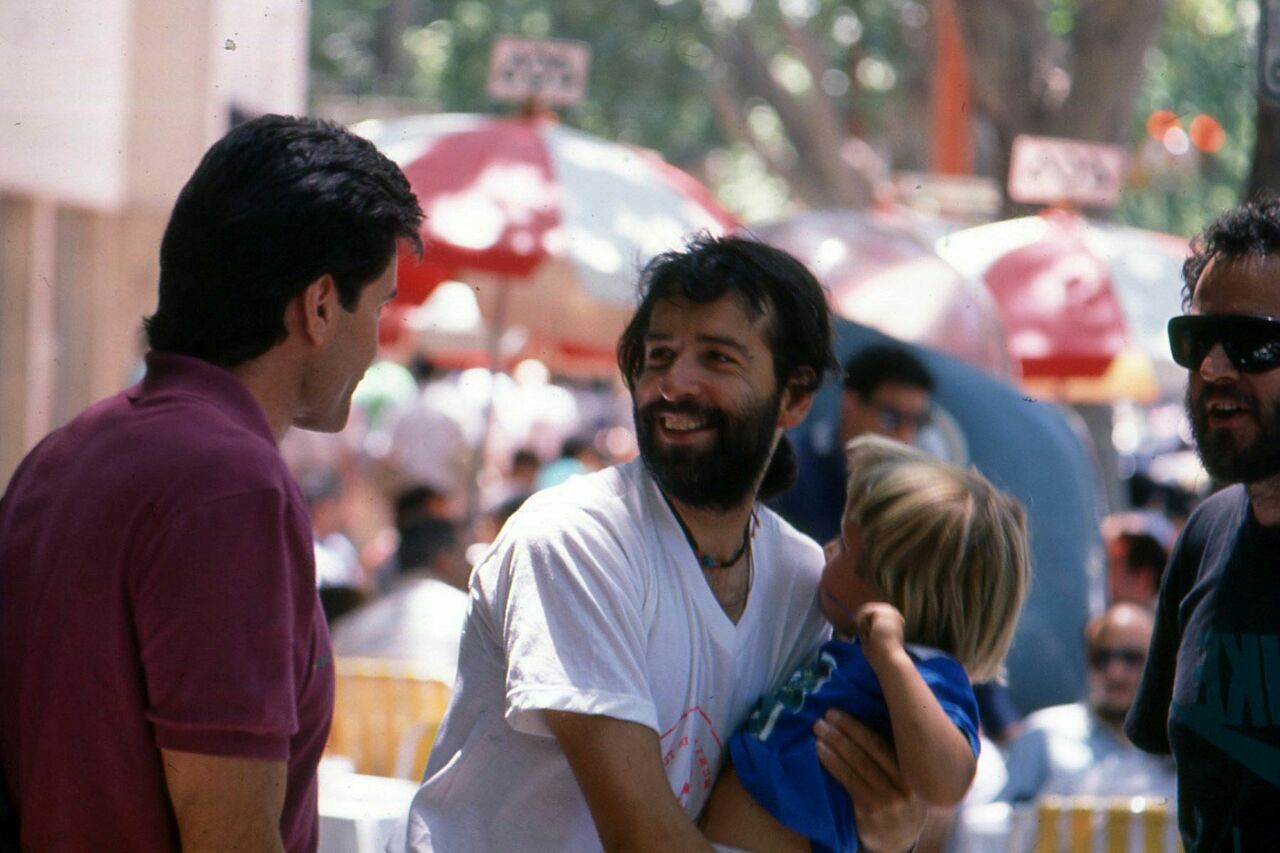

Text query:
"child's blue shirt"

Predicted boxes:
[[728, 638, 979, 853]]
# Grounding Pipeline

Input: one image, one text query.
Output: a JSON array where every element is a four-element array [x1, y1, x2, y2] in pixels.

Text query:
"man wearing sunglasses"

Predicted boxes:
[[1126, 198, 1280, 851], [998, 602, 1174, 804], [781, 345, 936, 546], [839, 345, 935, 458]]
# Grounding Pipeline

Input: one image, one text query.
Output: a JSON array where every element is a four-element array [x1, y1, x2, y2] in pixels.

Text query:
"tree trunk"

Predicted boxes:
[[951, 0, 1049, 214], [710, 24, 878, 209], [953, 0, 1168, 215], [374, 0, 416, 83], [1053, 0, 1166, 142], [1247, 93, 1280, 199]]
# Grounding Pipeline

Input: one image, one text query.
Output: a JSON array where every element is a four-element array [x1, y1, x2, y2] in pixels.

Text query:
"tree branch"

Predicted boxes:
[[1056, 0, 1168, 142], [714, 24, 873, 206], [780, 21, 874, 194], [951, 0, 1046, 132], [707, 68, 795, 182]]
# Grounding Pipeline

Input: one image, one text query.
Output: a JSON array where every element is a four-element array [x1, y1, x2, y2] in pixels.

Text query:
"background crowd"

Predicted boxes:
[[6, 2, 1280, 851]]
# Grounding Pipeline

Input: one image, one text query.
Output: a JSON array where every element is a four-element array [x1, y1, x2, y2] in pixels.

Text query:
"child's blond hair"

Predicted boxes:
[[843, 435, 1030, 682]]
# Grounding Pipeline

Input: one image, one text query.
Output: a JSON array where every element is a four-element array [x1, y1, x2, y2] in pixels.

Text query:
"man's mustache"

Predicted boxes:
[[1193, 386, 1257, 412], [638, 399, 724, 423]]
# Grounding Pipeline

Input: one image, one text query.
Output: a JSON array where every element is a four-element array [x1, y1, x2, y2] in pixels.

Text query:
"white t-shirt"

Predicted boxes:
[[404, 459, 828, 851]]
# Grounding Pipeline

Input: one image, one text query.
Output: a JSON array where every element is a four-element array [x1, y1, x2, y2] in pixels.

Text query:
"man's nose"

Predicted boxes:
[[658, 355, 701, 400], [1199, 343, 1239, 382]]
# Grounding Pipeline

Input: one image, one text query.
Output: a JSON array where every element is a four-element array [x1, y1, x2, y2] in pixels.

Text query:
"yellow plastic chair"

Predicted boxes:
[[326, 657, 453, 779], [1032, 795, 1181, 853]]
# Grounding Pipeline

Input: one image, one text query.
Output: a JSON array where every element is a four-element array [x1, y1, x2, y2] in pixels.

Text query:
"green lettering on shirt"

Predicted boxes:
[[1222, 634, 1268, 728]]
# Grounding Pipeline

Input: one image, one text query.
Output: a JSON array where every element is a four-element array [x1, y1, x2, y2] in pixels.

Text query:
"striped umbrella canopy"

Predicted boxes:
[[936, 209, 1190, 402], [356, 112, 737, 377], [754, 208, 1013, 379]]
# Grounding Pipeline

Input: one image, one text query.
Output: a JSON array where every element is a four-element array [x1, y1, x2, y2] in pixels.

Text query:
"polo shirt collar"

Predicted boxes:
[[129, 351, 277, 445]]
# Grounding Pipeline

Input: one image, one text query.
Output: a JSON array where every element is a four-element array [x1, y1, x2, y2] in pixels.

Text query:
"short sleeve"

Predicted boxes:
[[1125, 567, 1180, 754], [488, 508, 657, 737], [132, 488, 310, 760], [1124, 510, 1204, 756], [915, 652, 981, 758]]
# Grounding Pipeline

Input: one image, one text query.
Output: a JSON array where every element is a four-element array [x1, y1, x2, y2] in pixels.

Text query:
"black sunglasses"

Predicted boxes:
[[1168, 314, 1280, 373], [875, 405, 930, 433], [1088, 647, 1146, 670]]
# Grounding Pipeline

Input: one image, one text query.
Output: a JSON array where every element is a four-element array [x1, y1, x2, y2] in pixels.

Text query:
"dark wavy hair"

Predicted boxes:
[[144, 114, 423, 367], [1182, 196, 1280, 310], [617, 234, 835, 500], [843, 344, 934, 400]]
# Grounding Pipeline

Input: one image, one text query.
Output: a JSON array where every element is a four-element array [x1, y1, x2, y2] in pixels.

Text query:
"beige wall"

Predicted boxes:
[[0, 2, 135, 209], [0, 0, 308, 486], [1, 198, 37, 478]]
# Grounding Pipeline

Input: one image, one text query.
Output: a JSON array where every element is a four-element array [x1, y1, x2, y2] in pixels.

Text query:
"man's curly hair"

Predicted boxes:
[[1182, 196, 1280, 310]]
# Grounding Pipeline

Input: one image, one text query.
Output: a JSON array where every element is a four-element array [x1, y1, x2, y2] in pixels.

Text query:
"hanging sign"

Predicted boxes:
[[1007, 134, 1128, 208], [488, 37, 592, 107]]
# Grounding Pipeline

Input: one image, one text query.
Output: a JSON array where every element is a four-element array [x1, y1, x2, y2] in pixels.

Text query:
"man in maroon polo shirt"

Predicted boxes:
[[0, 115, 422, 851]]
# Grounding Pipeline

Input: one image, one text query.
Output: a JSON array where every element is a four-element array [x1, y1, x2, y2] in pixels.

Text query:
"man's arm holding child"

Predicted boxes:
[[547, 711, 714, 852], [552, 708, 926, 853], [857, 603, 976, 808], [699, 762, 810, 852]]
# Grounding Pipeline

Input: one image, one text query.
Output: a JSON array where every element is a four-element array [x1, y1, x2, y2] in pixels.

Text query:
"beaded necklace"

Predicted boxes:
[[663, 493, 756, 569]]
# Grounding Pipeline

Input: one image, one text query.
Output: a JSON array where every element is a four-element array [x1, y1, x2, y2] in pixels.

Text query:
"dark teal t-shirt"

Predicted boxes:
[[1126, 485, 1280, 852]]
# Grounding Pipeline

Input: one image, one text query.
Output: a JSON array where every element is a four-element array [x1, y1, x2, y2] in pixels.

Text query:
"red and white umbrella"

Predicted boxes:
[[935, 209, 1190, 402], [753, 209, 1013, 378], [355, 113, 737, 376]]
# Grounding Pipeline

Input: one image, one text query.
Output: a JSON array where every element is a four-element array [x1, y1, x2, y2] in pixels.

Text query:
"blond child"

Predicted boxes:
[[701, 435, 1031, 852]]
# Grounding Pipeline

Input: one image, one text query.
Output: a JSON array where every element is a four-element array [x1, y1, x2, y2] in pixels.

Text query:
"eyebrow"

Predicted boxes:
[[643, 331, 750, 356]]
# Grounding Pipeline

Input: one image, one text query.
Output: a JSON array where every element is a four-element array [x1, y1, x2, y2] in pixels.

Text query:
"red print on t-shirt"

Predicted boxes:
[[659, 706, 724, 806]]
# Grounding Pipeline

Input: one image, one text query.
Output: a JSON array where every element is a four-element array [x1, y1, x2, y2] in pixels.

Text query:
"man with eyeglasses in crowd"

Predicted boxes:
[[839, 345, 935, 455], [997, 602, 1174, 804], [1125, 198, 1280, 851], [781, 344, 935, 546]]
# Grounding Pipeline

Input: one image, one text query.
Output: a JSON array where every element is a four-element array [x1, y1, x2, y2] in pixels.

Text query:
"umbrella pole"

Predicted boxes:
[[464, 279, 513, 536]]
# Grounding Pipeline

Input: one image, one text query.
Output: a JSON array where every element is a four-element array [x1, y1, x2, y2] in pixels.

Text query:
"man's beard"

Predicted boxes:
[[1186, 384, 1280, 484], [635, 389, 781, 513]]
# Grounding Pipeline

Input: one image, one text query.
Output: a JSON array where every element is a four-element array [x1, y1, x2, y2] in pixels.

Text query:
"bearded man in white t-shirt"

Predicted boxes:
[[404, 235, 925, 852]]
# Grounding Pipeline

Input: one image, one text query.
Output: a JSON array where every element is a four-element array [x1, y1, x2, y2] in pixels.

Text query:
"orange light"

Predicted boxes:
[[1145, 109, 1180, 140], [1188, 114, 1226, 153]]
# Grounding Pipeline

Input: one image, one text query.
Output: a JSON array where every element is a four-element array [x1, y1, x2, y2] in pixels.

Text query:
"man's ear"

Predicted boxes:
[[778, 367, 818, 430], [297, 274, 339, 347]]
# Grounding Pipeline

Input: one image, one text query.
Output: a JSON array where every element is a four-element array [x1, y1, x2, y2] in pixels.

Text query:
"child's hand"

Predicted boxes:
[[855, 602, 907, 666]]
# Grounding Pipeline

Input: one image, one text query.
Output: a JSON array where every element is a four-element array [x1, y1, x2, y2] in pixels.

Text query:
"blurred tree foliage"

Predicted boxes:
[[310, 0, 1256, 234], [1117, 0, 1256, 236], [310, 0, 941, 217], [311, 0, 720, 163]]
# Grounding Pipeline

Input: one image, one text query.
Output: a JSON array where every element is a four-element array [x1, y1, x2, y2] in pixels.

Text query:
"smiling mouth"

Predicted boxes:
[[1204, 399, 1252, 422], [659, 413, 711, 433]]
